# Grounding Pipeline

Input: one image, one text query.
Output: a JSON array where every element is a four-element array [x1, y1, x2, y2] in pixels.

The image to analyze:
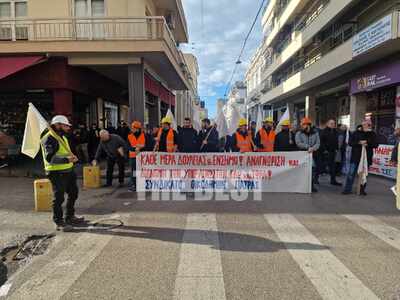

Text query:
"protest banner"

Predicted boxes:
[[136, 152, 312, 193], [369, 144, 396, 179]]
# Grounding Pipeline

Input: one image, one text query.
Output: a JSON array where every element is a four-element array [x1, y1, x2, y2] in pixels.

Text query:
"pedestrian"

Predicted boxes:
[[255, 117, 276, 152], [88, 123, 100, 162], [75, 124, 89, 163], [41, 115, 84, 232], [127, 121, 148, 192], [178, 117, 199, 153], [295, 117, 320, 193], [320, 119, 342, 186], [231, 119, 254, 153], [391, 127, 400, 164], [342, 121, 378, 195], [106, 122, 116, 134], [249, 121, 257, 142], [92, 130, 128, 188], [198, 118, 219, 152], [274, 120, 297, 152], [154, 117, 178, 152], [144, 124, 156, 151], [117, 121, 130, 141]]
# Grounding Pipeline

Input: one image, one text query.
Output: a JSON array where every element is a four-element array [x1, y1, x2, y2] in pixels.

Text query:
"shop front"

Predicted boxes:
[[350, 61, 400, 145]]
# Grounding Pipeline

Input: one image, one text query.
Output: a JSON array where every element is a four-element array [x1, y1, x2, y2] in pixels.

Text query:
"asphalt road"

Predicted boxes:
[[1, 175, 400, 300]]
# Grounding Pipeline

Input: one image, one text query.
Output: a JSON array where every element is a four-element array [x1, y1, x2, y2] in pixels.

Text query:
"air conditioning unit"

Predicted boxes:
[[0, 27, 12, 40], [165, 12, 176, 30]]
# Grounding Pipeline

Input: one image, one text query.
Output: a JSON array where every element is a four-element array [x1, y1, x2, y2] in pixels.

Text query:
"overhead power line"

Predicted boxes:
[[223, 0, 267, 98]]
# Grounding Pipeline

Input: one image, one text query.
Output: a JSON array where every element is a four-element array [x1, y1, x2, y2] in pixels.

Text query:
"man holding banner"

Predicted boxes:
[[231, 119, 254, 153], [255, 117, 276, 152]]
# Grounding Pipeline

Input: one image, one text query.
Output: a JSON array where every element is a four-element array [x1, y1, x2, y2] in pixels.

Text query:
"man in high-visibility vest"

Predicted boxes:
[[255, 117, 276, 152], [41, 115, 83, 232], [231, 119, 254, 153], [127, 121, 147, 192], [154, 117, 178, 152]]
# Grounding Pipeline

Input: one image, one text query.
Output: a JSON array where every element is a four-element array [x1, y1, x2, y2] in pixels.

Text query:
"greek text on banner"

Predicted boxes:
[[136, 152, 312, 193]]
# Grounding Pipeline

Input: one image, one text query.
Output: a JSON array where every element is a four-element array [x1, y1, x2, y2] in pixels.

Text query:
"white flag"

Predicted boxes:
[[256, 106, 263, 132], [214, 110, 229, 137], [21, 103, 49, 158], [166, 109, 177, 131], [192, 107, 201, 131], [276, 105, 290, 133], [227, 105, 243, 135], [358, 145, 369, 185]]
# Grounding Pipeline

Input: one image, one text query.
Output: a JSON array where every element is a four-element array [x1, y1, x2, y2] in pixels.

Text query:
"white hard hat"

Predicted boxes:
[[51, 115, 71, 126]]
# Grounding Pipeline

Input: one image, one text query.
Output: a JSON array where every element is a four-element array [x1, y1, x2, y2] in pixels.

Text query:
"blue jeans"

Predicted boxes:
[[343, 162, 359, 193]]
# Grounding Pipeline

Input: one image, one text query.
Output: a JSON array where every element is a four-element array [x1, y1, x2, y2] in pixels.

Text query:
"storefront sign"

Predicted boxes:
[[352, 14, 392, 57], [136, 152, 312, 193], [350, 62, 400, 94], [369, 144, 396, 179]]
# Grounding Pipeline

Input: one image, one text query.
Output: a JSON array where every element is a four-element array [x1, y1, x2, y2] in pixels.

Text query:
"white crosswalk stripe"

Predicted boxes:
[[173, 213, 226, 300], [265, 214, 379, 300], [343, 214, 400, 251]]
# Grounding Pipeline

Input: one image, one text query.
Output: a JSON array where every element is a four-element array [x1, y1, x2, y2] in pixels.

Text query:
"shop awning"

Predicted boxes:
[[145, 73, 175, 106], [0, 56, 46, 80]]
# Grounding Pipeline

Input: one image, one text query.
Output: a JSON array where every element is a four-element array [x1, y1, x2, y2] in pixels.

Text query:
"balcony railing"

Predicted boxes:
[[0, 16, 189, 83]]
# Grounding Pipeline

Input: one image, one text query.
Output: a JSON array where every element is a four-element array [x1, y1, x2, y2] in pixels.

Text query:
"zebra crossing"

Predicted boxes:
[[3, 212, 400, 300]]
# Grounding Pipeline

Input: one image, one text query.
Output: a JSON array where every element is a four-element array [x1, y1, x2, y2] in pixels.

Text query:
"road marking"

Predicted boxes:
[[173, 213, 226, 300], [265, 214, 378, 300], [343, 214, 400, 251]]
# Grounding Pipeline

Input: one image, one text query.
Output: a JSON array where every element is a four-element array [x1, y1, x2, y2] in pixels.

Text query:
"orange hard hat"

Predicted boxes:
[[301, 117, 312, 125], [132, 121, 142, 129]]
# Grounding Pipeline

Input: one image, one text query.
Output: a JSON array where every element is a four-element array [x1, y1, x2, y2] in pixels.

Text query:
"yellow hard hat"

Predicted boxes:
[[281, 119, 290, 126], [238, 118, 247, 127], [161, 116, 172, 124], [264, 117, 274, 123]]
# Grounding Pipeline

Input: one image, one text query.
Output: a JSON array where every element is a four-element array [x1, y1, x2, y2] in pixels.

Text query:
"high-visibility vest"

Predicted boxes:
[[258, 128, 276, 152], [157, 128, 176, 153], [235, 132, 253, 153], [41, 131, 73, 172], [128, 132, 146, 158]]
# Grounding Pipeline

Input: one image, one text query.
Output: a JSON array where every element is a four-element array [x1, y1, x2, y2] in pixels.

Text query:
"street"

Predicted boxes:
[[1, 175, 400, 300]]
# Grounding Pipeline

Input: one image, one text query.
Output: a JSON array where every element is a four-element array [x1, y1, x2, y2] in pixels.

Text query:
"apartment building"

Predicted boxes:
[[246, 0, 400, 145], [0, 0, 195, 144]]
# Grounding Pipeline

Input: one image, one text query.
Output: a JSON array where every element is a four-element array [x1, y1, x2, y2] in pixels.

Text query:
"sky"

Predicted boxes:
[[181, 0, 266, 118]]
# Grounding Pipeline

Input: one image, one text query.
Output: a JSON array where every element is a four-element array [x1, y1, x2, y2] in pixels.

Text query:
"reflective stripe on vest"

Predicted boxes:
[[157, 128, 175, 153], [41, 132, 73, 172], [259, 128, 276, 152], [128, 132, 146, 158], [235, 132, 252, 153]]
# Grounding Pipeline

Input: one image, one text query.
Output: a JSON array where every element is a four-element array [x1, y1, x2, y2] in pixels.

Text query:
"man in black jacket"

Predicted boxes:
[[320, 119, 341, 186], [274, 120, 297, 152], [198, 118, 219, 152], [343, 121, 378, 195], [178, 118, 199, 153]]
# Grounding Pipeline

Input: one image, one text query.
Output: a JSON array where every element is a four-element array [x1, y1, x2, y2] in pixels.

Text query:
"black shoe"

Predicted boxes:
[[315, 180, 320, 185], [331, 181, 342, 186], [55, 222, 74, 232], [360, 185, 367, 196], [102, 184, 112, 188], [65, 215, 86, 225]]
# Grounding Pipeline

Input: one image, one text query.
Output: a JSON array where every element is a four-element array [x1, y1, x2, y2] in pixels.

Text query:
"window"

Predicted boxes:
[[74, 0, 104, 17], [0, 3, 11, 18], [15, 1, 26, 17], [91, 0, 104, 17], [75, 0, 87, 17]]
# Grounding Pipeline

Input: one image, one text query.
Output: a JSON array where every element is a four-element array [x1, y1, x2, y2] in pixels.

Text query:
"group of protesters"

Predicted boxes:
[[89, 114, 379, 195]]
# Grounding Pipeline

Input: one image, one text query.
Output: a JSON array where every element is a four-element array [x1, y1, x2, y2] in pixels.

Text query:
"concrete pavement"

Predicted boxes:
[[1, 175, 400, 299]]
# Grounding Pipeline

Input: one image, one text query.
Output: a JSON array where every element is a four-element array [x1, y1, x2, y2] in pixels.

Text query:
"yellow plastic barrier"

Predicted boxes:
[[34, 179, 53, 212], [83, 166, 101, 188]]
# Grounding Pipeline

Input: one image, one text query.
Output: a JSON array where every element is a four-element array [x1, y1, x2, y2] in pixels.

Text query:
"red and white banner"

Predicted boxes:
[[369, 145, 397, 179], [136, 152, 312, 193]]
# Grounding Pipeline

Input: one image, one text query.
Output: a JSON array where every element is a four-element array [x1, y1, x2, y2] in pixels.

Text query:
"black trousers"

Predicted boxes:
[[327, 151, 337, 183], [106, 157, 125, 185], [48, 171, 79, 224]]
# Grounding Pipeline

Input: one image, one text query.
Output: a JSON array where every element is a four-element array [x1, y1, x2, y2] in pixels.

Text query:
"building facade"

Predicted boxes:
[[246, 0, 400, 145], [0, 0, 192, 144], [223, 81, 247, 127]]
